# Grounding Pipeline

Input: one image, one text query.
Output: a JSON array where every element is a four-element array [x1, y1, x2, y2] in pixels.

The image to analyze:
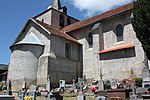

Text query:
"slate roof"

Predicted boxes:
[[62, 2, 133, 32], [34, 19, 80, 44], [16, 32, 44, 45]]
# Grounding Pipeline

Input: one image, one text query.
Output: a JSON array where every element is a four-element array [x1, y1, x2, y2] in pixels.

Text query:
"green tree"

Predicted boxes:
[[132, 0, 150, 60]]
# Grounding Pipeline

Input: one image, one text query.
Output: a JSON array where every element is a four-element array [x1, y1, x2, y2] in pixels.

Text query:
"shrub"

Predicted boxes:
[[134, 78, 143, 87], [104, 80, 111, 89]]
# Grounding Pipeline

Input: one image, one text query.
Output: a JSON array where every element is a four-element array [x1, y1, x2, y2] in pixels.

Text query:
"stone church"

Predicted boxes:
[[7, 0, 147, 90]]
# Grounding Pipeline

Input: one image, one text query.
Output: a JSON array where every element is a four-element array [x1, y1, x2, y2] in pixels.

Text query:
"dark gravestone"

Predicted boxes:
[[7, 80, 12, 95]]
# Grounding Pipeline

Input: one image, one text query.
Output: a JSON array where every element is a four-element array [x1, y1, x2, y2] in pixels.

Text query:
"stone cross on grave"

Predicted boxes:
[[7, 80, 12, 95], [72, 79, 75, 87], [99, 68, 103, 79]]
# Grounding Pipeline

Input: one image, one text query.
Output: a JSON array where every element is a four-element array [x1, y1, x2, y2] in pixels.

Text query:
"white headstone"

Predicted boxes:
[[142, 67, 150, 82], [142, 65, 150, 88], [59, 80, 65, 89], [46, 80, 51, 92], [98, 80, 104, 91]]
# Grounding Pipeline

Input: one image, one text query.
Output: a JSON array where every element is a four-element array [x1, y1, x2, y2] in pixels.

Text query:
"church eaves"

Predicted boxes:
[[62, 2, 133, 33], [33, 19, 80, 44], [14, 18, 80, 45]]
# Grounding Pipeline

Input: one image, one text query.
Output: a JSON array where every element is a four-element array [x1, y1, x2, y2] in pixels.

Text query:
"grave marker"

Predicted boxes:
[[28, 85, 36, 100], [142, 57, 150, 88]]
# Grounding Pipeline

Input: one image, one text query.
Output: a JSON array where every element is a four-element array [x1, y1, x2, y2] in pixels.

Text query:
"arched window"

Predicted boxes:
[[59, 14, 64, 27], [88, 32, 93, 48], [116, 24, 124, 42], [65, 43, 70, 58]]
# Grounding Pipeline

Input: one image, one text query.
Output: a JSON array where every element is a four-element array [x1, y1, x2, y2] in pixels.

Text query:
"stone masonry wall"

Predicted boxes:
[[68, 10, 145, 81], [101, 11, 145, 80]]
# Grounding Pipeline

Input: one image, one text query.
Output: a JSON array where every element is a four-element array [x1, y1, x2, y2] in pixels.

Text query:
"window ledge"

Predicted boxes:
[[86, 48, 93, 51], [114, 41, 124, 45]]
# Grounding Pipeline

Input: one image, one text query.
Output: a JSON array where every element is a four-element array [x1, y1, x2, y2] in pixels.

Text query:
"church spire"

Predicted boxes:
[[52, 0, 61, 10]]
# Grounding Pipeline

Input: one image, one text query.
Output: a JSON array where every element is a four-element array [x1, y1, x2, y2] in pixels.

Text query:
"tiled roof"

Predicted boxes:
[[99, 44, 134, 54], [62, 2, 133, 32], [34, 19, 80, 44]]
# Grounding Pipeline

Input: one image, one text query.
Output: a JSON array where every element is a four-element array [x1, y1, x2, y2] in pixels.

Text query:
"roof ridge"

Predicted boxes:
[[62, 2, 133, 32]]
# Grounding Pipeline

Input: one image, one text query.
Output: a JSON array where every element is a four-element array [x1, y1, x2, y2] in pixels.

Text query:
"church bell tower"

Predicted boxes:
[[52, 0, 61, 10]]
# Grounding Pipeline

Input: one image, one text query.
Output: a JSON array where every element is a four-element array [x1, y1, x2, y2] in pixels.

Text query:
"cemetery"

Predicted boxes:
[[0, 65, 150, 100], [0, 0, 150, 100]]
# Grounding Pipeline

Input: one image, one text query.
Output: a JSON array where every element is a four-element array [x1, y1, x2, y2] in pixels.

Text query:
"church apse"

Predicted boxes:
[[7, 33, 44, 90]]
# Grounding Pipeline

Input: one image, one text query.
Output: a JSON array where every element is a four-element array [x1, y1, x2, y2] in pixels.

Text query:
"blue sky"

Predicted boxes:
[[0, 0, 82, 64], [0, 0, 132, 64]]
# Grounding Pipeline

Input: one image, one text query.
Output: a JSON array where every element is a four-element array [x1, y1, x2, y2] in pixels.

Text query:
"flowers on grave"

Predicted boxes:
[[90, 86, 96, 92], [24, 96, 32, 100]]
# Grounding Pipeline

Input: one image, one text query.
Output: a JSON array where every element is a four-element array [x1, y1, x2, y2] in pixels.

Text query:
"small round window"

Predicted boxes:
[[116, 24, 123, 42]]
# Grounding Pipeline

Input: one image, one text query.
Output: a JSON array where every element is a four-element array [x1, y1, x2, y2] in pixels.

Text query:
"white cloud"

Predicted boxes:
[[67, 0, 132, 17]]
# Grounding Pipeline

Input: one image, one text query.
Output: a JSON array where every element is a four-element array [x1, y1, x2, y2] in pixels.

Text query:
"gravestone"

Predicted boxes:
[[59, 80, 65, 91], [98, 68, 104, 91], [45, 79, 56, 100], [2, 81, 7, 91], [110, 79, 117, 89], [98, 80, 104, 91], [130, 84, 138, 100], [72, 79, 75, 87], [28, 85, 36, 100], [45, 92, 56, 100], [18, 90, 24, 100], [77, 82, 86, 100], [78, 78, 84, 85], [142, 67, 150, 88], [77, 94, 86, 100], [95, 96, 106, 100], [46, 79, 51, 92], [7, 80, 12, 95], [18, 79, 27, 100]]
